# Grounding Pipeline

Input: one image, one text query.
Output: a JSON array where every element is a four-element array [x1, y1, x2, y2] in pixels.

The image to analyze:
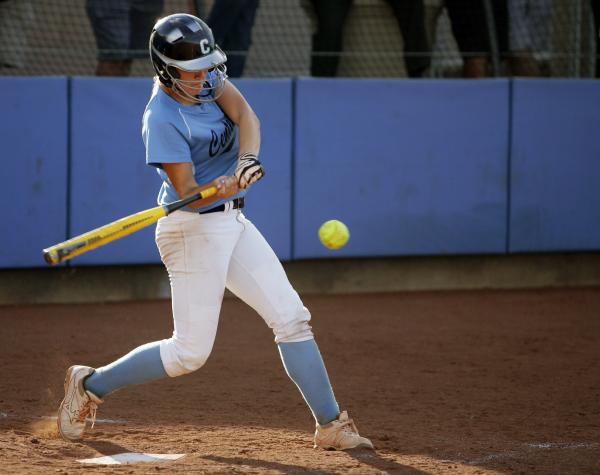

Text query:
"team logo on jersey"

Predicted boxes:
[[209, 117, 235, 157]]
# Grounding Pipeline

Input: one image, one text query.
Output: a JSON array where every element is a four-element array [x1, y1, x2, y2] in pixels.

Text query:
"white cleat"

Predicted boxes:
[[314, 410, 374, 450], [57, 365, 103, 441]]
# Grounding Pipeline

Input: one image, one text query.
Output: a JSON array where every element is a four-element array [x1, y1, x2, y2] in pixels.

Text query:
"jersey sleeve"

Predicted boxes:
[[143, 111, 192, 169]]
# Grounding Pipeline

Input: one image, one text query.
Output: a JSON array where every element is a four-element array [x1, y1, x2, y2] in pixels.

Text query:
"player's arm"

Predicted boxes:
[[217, 80, 260, 156], [217, 80, 265, 188], [162, 162, 238, 209]]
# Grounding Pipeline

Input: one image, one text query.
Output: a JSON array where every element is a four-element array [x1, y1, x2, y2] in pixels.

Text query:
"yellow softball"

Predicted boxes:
[[318, 220, 350, 250]]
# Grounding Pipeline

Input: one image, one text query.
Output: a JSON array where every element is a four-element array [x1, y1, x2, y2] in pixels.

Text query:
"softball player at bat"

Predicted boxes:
[[57, 13, 373, 451]]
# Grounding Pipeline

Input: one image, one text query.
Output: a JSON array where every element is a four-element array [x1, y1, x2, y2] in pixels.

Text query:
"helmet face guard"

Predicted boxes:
[[150, 14, 228, 103]]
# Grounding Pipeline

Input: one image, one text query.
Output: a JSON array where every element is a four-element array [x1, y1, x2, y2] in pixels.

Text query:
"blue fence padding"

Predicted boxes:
[[1, 77, 68, 268], [5, 77, 600, 269], [231, 79, 293, 260], [70, 78, 162, 265], [293, 79, 509, 258], [509, 80, 600, 252]]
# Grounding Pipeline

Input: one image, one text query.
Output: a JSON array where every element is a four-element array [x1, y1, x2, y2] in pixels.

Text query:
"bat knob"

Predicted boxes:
[[43, 249, 60, 266]]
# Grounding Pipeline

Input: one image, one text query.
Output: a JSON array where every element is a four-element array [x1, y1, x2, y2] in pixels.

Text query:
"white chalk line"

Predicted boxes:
[[40, 415, 128, 424], [527, 442, 598, 449], [464, 441, 599, 465], [0, 412, 127, 425]]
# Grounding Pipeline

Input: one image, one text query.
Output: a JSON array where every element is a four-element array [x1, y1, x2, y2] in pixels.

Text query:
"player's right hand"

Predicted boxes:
[[213, 175, 239, 198], [235, 152, 264, 189]]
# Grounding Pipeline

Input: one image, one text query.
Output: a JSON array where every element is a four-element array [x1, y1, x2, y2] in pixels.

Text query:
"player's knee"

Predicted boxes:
[[160, 337, 213, 377], [273, 307, 314, 343], [178, 349, 211, 374]]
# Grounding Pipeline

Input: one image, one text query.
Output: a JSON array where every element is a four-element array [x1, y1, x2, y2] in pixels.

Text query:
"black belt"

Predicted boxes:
[[198, 197, 244, 214]]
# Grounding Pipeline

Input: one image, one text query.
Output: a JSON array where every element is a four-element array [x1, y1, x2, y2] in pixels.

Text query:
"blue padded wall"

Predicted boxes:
[[232, 79, 293, 260], [1, 77, 68, 268], [6, 77, 598, 268], [294, 79, 509, 258], [70, 78, 162, 265], [510, 79, 600, 252]]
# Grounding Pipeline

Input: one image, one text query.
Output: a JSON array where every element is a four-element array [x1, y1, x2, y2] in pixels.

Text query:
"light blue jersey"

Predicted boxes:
[[142, 81, 245, 211]]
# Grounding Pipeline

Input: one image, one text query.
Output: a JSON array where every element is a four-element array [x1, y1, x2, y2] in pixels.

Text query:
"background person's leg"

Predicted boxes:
[[86, 0, 132, 76], [130, 0, 164, 60], [445, 0, 490, 77], [309, 0, 353, 76], [208, 0, 259, 77], [386, 0, 431, 77], [592, 0, 600, 77]]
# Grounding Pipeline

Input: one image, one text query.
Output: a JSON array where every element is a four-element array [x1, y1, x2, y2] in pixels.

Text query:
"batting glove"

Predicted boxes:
[[235, 152, 265, 189]]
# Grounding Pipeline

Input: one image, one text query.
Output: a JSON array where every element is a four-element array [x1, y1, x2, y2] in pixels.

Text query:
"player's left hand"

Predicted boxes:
[[235, 152, 265, 189], [214, 175, 239, 198]]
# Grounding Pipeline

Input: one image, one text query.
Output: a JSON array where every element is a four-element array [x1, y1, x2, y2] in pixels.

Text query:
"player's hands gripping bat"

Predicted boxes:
[[42, 186, 218, 266], [235, 152, 264, 189]]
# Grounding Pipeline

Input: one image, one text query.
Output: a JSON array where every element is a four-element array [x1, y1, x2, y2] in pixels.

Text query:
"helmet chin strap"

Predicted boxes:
[[171, 80, 207, 104]]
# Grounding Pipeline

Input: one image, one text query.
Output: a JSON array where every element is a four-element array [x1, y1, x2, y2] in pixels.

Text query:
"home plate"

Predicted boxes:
[[77, 453, 185, 465]]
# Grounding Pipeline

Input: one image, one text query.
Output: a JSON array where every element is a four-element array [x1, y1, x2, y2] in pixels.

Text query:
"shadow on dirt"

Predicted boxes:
[[81, 438, 133, 455]]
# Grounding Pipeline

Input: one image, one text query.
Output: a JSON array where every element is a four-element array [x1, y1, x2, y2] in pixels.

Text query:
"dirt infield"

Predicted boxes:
[[1, 288, 599, 474]]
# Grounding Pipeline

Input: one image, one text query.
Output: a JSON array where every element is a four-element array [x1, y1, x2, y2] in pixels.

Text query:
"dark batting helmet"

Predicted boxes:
[[149, 13, 228, 103]]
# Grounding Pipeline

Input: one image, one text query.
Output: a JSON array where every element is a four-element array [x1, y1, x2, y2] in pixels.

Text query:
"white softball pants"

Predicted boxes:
[[155, 206, 313, 377]]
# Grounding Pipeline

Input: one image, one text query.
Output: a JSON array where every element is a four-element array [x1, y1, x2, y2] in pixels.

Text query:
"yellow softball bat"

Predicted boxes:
[[43, 186, 218, 265], [318, 219, 350, 250]]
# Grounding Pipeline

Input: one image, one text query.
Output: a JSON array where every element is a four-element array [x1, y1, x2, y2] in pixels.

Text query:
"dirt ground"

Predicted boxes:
[[0, 288, 599, 474]]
